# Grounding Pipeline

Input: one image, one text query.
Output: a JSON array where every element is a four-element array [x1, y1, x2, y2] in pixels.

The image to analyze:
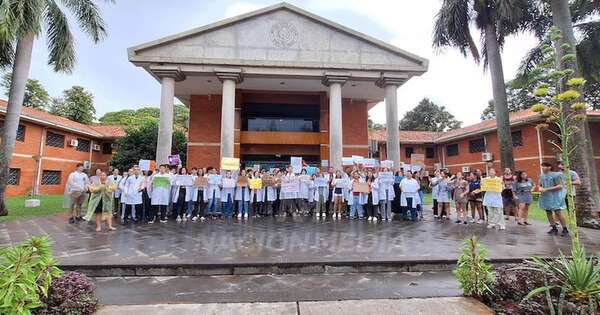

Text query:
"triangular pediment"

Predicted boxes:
[[129, 3, 428, 72]]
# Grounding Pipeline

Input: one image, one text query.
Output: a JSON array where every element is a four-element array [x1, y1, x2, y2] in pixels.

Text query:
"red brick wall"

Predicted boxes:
[[187, 94, 222, 168], [5, 121, 118, 197], [341, 98, 369, 157]]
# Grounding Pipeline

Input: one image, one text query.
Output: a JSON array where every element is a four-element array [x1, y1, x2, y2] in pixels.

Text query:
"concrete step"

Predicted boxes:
[[95, 297, 493, 315], [92, 271, 461, 305]]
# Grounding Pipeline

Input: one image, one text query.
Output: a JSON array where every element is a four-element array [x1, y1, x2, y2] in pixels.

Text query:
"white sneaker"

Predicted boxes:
[[182, 216, 187, 222], [317, 213, 322, 218], [191, 216, 198, 222], [237, 213, 242, 218], [499, 225, 506, 230], [160, 219, 167, 223], [477, 219, 484, 224], [200, 216, 206, 221], [487, 224, 494, 229], [186, 214, 192, 219], [176, 216, 182, 222], [244, 213, 249, 218]]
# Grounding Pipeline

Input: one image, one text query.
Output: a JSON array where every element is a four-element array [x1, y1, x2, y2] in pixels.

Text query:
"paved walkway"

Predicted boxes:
[[92, 271, 460, 305], [1, 211, 598, 267], [95, 297, 492, 315]]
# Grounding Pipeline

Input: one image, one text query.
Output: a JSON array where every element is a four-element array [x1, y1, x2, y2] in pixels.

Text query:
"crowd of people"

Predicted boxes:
[[65, 160, 580, 235]]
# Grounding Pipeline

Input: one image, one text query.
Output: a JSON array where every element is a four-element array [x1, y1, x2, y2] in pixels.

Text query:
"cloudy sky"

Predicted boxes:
[[17, 0, 538, 126]]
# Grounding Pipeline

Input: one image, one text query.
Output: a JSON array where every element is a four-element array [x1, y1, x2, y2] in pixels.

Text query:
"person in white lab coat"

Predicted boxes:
[[279, 166, 298, 216], [378, 168, 395, 221], [235, 169, 251, 218], [313, 169, 329, 218], [399, 171, 421, 221], [108, 168, 122, 218], [221, 170, 236, 218], [205, 167, 221, 218], [149, 164, 172, 223], [123, 166, 145, 223]]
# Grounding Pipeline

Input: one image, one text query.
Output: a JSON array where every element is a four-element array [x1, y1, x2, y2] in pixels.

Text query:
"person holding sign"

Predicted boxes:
[[84, 172, 118, 232], [249, 171, 264, 217], [235, 169, 250, 219], [365, 171, 380, 221], [205, 167, 221, 218], [149, 164, 172, 223], [298, 169, 313, 214], [172, 167, 195, 222], [331, 170, 347, 219], [482, 168, 505, 230], [399, 171, 420, 221], [313, 169, 329, 218], [377, 168, 395, 221], [280, 166, 299, 216], [123, 166, 145, 224], [348, 171, 366, 219], [467, 171, 485, 224], [221, 170, 236, 218], [263, 170, 278, 216], [192, 168, 207, 222], [449, 172, 469, 224]]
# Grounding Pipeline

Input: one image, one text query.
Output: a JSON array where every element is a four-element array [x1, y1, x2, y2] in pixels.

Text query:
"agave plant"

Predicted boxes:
[[524, 245, 600, 315]]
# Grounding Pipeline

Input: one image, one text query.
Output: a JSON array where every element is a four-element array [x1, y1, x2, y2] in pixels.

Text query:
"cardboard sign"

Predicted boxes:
[[291, 156, 303, 174], [381, 160, 394, 168], [168, 155, 181, 166], [262, 175, 276, 187], [314, 177, 328, 187], [222, 178, 236, 188], [195, 176, 208, 188], [363, 158, 377, 168], [139, 160, 156, 171], [221, 157, 240, 171], [207, 174, 221, 185], [281, 177, 299, 193], [236, 176, 249, 187], [352, 181, 370, 193], [175, 175, 194, 186], [342, 157, 354, 166], [410, 153, 425, 166], [249, 178, 262, 190], [481, 177, 503, 193]]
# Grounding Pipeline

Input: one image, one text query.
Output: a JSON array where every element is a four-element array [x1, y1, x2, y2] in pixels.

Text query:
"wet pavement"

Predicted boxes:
[[1, 210, 599, 267], [92, 271, 460, 305]]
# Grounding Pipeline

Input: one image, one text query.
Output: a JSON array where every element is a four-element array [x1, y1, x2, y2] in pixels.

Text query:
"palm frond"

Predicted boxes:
[[0, 38, 14, 69], [44, 0, 75, 72], [571, 0, 600, 22], [59, 0, 108, 42], [517, 42, 545, 77], [14, 0, 44, 38], [432, 0, 480, 62], [576, 21, 600, 83]]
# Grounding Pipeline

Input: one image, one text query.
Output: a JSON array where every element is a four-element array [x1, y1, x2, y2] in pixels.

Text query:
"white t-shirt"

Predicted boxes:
[[67, 171, 89, 193]]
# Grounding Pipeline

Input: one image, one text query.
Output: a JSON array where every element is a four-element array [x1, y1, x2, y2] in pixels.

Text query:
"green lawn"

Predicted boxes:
[[0, 195, 66, 222]]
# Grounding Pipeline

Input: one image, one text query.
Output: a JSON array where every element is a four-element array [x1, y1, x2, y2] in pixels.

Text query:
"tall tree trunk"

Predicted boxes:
[[484, 23, 515, 170], [0, 33, 35, 216], [551, 0, 600, 228]]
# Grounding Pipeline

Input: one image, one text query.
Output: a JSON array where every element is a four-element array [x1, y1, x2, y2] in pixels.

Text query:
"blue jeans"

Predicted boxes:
[[207, 190, 219, 214], [186, 200, 194, 216], [222, 194, 233, 218], [238, 200, 249, 215], [405, 197, 417, 221], [350, 195, 364, 219]]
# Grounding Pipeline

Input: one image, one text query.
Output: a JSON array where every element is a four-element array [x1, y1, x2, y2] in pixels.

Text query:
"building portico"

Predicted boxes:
[[128, 2, 428, 168]]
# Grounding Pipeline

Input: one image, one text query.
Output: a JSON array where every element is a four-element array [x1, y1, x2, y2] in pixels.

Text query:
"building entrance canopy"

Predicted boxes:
[[128, 2, 428, 169]]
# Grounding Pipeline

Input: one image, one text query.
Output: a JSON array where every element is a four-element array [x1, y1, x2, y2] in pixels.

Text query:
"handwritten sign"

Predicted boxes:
[[249, 178, 262, 190], [262, 175, 276, 187], [342, 157, 354, 166], [321, 160, 329, 167], [314, 177, 328, 187], [220, 157, 240, 171], [236, 176, 249, 187], [352, 155, 364, 164], [378, 172, 395, 185], [175, 175, 194, 186], [195, 176, 208, 188], [352, 182, 370, 193], [222, 178, 236, 189], [168, 155, 181, 166], [481, 177, 503, 193], [381, 160, 394, 168], [410, 153, 425, 166], [152, 175, 170, 189], [281, 177, 299, 193], [291, 156, 302, 174], [363, 158, 377, 168], [207, 174, 221, 185]]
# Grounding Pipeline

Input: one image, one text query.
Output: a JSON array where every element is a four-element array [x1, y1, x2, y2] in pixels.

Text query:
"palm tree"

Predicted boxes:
[[0, 0, 110, 216], [518, 0, 600, 226], [433, 0, 537, 170]]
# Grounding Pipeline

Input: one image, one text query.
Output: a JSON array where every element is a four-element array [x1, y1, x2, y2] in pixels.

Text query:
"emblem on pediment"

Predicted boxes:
[[269, 21, 298, 48]]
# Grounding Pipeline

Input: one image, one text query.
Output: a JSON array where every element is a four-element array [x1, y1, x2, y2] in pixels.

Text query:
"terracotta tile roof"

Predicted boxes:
[[0, 99, 125, 139], [370, 109, 600, 144]]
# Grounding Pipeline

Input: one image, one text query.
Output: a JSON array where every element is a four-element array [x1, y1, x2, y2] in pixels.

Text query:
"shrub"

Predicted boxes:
[[36, 272, 98, 315], [453, 236, 494, 299], [0, 236, 62, 315]]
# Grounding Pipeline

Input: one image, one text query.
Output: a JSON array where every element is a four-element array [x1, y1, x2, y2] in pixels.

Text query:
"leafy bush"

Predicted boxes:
[[36, 271, 98, 315], [0, 236, 62, 315], [453, 236, 494, 298]]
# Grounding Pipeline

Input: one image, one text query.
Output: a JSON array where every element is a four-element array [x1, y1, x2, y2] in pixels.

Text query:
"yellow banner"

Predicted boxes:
[[249, 178, 262, 190], [481, 177, 503, 193], [220, 157, 240, 171]]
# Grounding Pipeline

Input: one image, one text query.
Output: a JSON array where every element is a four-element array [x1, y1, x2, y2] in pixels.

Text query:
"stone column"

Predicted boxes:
[[151, 66, 185, 166], [377, 74, 406, 169], [322, 73, 349, 170], [215, 69, 243, 159]]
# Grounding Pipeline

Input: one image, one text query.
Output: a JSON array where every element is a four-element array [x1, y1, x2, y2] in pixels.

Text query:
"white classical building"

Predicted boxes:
[[128, 2, 428, 169]]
